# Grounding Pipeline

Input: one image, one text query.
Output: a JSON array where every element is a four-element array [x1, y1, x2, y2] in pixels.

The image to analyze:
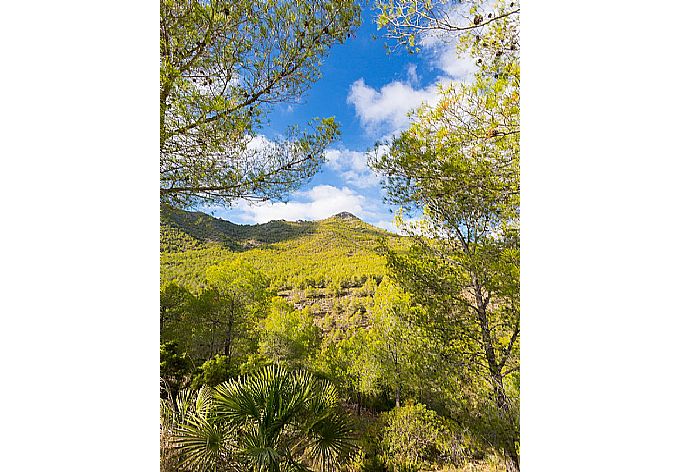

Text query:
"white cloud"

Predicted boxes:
[[347, 78, 438, 134], [325, 149, 380, 188], [436, 43, 475, 79], [232, 185, 367, 224], [418, 30, 476, 80], [407, 63, 420, 85], [373, 216, 427, 236], [373, 219, 400, 234], [347, 2, 478, 136], [245, 134, 271, 152], [202, 183, 404, 233], [346, 53, 469, 135]]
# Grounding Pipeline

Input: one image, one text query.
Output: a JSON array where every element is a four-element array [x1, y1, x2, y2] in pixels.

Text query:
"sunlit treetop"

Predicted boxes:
[[160, 0, 361, 207]]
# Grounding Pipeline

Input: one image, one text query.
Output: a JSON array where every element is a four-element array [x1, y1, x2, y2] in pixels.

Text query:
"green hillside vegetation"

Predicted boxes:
[[161, 205, 517, 471], [161, 204, 402, 296], [159, 0, 519, 470], [160, 205, 406, 355]]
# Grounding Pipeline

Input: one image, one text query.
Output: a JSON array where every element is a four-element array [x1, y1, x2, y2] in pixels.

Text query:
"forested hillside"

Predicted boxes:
[[161, 204, 399, 295], [160, 0, 519, 470], [160, 206, 517, 471]]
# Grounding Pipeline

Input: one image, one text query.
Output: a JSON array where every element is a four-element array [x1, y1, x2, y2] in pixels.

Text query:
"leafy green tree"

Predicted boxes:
[[315, 328, 385, 417], [161, 365, 355, 471], [160, 0, 361, 206], [326, 277, 345, 297], [376, 0, 519, 58], [364, 279, 426, 407], [258, 297, 321, 369], [372, 1, 520, 469], [381, 402, 461, 471], [160, 281, 193, 336], [320, 279, 441, 413], [357, 276, 379, 296], [161, 341, 193, 399], [190, 354, 234, 390], [174, 287, 226, 361], [161, 259, 271, 366], [205, 259, 271, 360]]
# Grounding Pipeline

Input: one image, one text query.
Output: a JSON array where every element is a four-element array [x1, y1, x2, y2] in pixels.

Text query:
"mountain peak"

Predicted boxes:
[[332, 211, 359, 220]]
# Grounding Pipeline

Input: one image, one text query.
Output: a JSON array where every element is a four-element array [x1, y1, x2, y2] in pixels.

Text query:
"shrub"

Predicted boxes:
[[190, 355, 234, 390], [381, 402, 460, 471], [160, 341, 191, 399], [161, 365, 355, 471]]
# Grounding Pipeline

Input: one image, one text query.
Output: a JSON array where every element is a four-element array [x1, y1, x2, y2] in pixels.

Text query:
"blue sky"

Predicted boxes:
[[206, 6, 473, 232]]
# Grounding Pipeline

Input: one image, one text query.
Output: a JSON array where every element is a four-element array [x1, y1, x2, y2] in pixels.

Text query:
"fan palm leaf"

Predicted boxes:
[[161, 365, 354, 471]]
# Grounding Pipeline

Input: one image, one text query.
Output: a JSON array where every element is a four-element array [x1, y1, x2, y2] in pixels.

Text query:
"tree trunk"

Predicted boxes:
[[505, 443, 520, 472], [488, 359, 519, 471], [160, 310, 166, 336], [223, 300, 235, 357], [474, 287, 519, 471], [223, 316, 234, 357], [395, 385, 400, 408]]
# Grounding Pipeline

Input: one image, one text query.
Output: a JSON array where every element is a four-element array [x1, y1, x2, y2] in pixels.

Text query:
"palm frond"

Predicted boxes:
[[163, 365, 354, 471], [306, 412, 355, 471], [174, 413, 235, 472]]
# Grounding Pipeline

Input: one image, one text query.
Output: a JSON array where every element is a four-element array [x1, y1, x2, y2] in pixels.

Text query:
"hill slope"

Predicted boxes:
[[161, 205, 406, 317]]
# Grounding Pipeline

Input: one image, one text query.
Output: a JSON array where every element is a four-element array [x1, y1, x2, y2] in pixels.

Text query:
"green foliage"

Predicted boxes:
[[316, 319, 371, 402], [381, 402, 461, 471], [360, 279, 430, 406], [161, 365, 355, 471], [160, 210, 404, 293], [190, 355, 235, 390], [376, 0, 519, 59], [161, 341, 192, 399], [159, 1, 521, 470], [372, 1, 520, 469], [313, 278, 439, 416], [160, 385, 235, 472], [357, 276, 379, 297], [161, 260, 271, 365], [160, 281, 194, 334], [160, 222, 204, 252], [160, 0, 361, 206], [160, 148, 518, 472], [258, 297, 321, 369]]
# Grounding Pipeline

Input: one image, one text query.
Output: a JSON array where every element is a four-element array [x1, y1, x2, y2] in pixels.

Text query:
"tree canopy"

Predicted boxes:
[[159, 1, 521, 469], [160, 0, 361, 206], [371, 0, 520, 469]]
